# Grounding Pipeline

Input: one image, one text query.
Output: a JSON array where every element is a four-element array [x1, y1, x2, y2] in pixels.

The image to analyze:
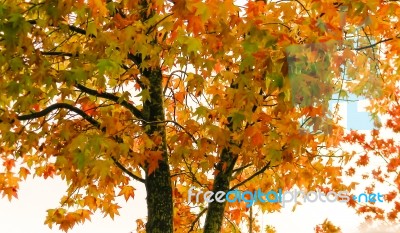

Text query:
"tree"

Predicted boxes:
[[0, 0, 399, 232]]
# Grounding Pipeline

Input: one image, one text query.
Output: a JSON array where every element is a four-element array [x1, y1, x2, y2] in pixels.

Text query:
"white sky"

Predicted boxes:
[[1, 100, 399, 233]]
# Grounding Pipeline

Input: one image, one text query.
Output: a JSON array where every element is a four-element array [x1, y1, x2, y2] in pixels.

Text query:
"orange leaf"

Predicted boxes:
[[84, 196, 99, 211], [387, 158, 400, 172], [147, 151, 163, 175], [356, 154, 369, 166], [118, 185, 135, 201], [174, 91, 185, 103], [3, 186, 18, 201], [251, 131, 264, 147], [3, 159, 15, 171], [18, 167, 30, 180]]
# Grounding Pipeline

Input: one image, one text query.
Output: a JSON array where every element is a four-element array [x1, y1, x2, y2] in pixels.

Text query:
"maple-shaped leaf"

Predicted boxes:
[[18, 167, 30, 180], [2, 0, 400, 232], [147, 151, 163, 175], [230, 112, 246, 130], [2, 186, 18, 201], [387, 158, 400, 172], [3, 159, 15, 170], [83, 196, 99, 211], [118, 185, 135, 201], [75, 209, 92, 223], [251, 131, 264, 147], [103, 202, 121, 220], [356, 154, 370, 166]]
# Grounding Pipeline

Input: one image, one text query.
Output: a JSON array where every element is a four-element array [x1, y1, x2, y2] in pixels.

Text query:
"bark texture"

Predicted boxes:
[[203, 148, 237, 233], [143, 68, 173, 233]]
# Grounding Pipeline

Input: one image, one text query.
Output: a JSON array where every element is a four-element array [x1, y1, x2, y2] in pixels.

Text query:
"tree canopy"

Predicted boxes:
[[0, 0, 399, 232]]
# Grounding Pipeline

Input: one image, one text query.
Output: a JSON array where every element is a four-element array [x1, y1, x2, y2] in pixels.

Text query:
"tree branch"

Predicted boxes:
[[28, 18, 145, 86], [188, 208, 208, 232], [75, 83, 144, 120], [229, 161, 271, 191], [15, 103, 145, 183], [27, 19, 89, 36], [353, 35, 400, 51], [276, 0, 310, 17], [17, 103, 100, 127], [142, 119, 197, 142], [111, 156, 145, 183], [127, 52, 142, 67], [231, 163, 253, 180], [41, 51, 75, 57], [146, 13, 173, 35]]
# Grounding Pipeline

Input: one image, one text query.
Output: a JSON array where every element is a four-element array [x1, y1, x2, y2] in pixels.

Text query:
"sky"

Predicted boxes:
[[0, 176, 363, 233], [1, 98, 399, 233]]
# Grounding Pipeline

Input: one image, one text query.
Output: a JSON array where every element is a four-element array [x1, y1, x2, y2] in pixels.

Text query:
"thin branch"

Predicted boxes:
[[28, 18, 148, 85], [27, 20, 89, 36], [14, 103, 145, 183], [229, 161, 271, 191], [127, 52, 143, 68], [111, 156, 145, 183], [224, 215, 241, 233], [232, 163, 253, 173], [17, 103, 100, 126], [263, 22, 291, 31], [188, 208, 208, 232], [353, 35, 400, 51], [181, 154, 206, 188], [75, 83, 144, 120], [143, 119, 197, 142], [146, 13, 173, 35], [231, 163, 253, 181], [41, 51, 75, 57], [276, 0, 310, 17], [163, 70, 188, 96]]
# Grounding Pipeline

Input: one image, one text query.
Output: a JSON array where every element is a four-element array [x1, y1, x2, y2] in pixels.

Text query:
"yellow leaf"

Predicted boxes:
[[118, 185, 135, 201]]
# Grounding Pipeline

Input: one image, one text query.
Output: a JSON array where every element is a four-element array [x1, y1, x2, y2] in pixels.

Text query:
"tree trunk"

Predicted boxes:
[[204, 148, 237, 233], [143, 68, 173, 233]]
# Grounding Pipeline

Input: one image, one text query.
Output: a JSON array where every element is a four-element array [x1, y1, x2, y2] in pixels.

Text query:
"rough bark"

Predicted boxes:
[[142, 68, 173, 233], [203, 148, 237, 233]]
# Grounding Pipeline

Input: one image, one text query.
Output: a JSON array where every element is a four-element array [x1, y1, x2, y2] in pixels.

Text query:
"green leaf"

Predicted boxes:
[[240, 56, 255, 71], [9, 57, 23, 71], [136, 89, 151, 102], [194, 106, 208, 118], [230, 111, 246, 130], [69, 134, 87, 150], [65, 68, 87, 85], [86, 22, 97, 37], [73, 149, 86, 170], [338, 90, 348, 99], [242, 40, 258, 54], [106, 1, 117, 15], [96, 59, 120, 75], [268, 149, 282, 164], [268, 73, 284, 89], [186, 37, 202, 53], [118, 91, 131, 103], [8, 13, 23, 28]]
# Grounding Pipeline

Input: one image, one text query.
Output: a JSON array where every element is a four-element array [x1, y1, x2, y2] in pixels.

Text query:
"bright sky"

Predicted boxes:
[[0, 176, 362, 233], [1, 100, 399, 233]]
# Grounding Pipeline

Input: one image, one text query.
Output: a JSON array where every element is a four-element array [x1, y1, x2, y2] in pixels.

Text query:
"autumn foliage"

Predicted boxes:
[[0, 0, 399, 232]]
